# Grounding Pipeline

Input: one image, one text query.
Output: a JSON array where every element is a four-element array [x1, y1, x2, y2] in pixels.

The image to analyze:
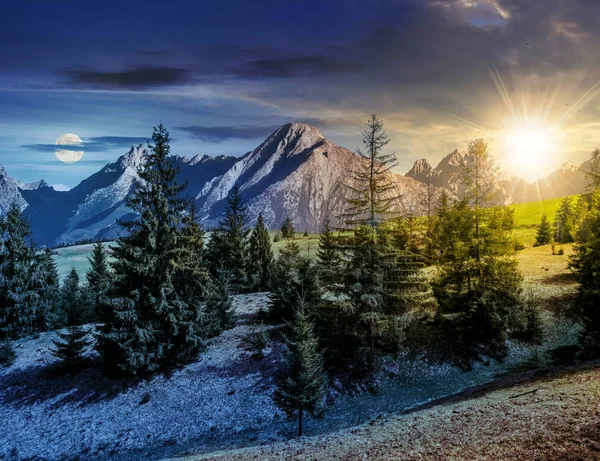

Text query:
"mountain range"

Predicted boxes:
[[0, 122, 593, 246]]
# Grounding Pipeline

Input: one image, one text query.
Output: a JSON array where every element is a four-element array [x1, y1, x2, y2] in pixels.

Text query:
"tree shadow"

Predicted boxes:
[[0, 358, 141, 409], [542, 272, 578, 286], [203, 330, 286, 391]]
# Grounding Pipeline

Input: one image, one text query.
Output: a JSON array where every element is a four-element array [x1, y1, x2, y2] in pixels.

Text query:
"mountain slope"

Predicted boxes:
[[0, 166, 45, 214], [21, 145, 238, 245], [196, 122, 426, 231]]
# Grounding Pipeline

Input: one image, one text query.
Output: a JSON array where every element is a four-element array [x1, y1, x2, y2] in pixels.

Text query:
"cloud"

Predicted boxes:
[[22, 136, 150, 153], [177, 125, 282, 143], [233, 55, 360, 79], [63, 66, 192, 89], [50, 183, 71, 191]]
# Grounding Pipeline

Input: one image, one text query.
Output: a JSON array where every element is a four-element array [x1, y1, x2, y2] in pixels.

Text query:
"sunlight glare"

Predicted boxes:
[[502, 121, 559, 181]]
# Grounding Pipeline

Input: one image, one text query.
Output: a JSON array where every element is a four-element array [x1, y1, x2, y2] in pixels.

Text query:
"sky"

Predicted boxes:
[[3, 0, 600, 187]]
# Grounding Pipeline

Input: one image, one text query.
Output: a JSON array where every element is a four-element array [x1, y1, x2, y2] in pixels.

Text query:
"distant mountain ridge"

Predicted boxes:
[[406, 151, 593, 205], [0, 122, 593, 245]]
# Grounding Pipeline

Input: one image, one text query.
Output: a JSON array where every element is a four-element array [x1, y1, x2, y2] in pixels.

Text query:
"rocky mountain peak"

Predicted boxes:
[[256, 122, 325, 159], [435, 149, 464, 171], [117, 144, 147, 171], [406, 158, 434, 182], [557, 161, 578, 175]]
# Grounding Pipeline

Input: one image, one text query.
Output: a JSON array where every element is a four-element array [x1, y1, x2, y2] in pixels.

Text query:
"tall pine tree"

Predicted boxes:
[[343, 114, 399, 227], [0, 204, 39, 339], [570, 191, 600, 356], [98, 125, 204, 376], [433, 144, 523, 368]]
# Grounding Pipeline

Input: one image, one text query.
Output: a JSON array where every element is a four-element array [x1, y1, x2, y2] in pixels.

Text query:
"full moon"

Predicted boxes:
[[55, 133, 84, 164]]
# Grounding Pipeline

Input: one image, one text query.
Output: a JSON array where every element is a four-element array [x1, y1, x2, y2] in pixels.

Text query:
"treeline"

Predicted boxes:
[[52, 237, 113, 250]]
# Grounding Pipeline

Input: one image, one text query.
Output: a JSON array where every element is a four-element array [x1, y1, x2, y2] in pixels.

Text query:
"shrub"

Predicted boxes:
[[0, 341, 16, 367]]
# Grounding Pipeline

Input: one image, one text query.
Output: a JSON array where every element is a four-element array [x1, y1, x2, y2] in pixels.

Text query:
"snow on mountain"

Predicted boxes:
[[0, 165, 46, 214]]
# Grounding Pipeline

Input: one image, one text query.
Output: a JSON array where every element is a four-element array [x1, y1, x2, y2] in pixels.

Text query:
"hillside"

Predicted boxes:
[[4, 243, 575, 461], [189, 363, 600, 461]]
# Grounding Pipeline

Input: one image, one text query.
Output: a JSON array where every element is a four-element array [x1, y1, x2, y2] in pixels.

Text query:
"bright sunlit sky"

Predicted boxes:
[[2, 0, 600, 187]]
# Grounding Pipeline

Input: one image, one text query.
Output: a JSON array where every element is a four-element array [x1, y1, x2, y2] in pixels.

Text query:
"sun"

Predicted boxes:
[[502, 121, 559, 182]]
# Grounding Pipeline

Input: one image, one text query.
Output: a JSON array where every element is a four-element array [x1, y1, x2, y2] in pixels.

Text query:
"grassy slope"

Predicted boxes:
[[53, 243, 114, 281], [53, 233, 321, 281], [511, 194, 580, 247], [191, 363, 600, 461]]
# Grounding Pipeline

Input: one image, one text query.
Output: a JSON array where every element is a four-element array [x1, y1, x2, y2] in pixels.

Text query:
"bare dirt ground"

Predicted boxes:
[[187, 362, 600, 461]]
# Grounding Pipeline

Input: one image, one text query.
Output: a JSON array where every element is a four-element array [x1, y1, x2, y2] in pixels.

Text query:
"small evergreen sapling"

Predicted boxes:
[[204, 270, 236, 337], [281, 216, 295, 239], [52, 268, 90, 370], [534, 214, 553, 247], [248, 213, 273, 292], [86, 242, 111, 322], [316, 219, 342, 290], [274, 299, 327, 437]]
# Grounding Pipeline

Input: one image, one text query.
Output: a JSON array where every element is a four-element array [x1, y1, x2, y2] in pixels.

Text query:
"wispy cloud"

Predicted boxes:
[[22, 136, 150, 153], [63, 67, 192, 90], [177, 125, 282, 143]]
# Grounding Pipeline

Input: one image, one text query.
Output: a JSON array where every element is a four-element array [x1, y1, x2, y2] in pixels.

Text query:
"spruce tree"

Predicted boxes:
[[316, 219, 342, 290], [248, 213, 273, 292], [52, 268, 90, 370], [554, 196, 575, 244], [98, 125, 204, 376], [534, 214, 553, 247], [587, 148, 600, 191], [176, 203, 210, 304], [0, 204, 38, 339], [569, 191, 600, 356], [433, 190, 523, 368], [332, 115, 426, 373], [31, 247, 61, 331], [206, 185, 249, 293], [281, 216, 295, 239], [343, 114, 399, 227], [273, 299, 327, 437], [268, 240, 301, 321], [86, 242, 111, 323], [204, 270, 236, 337]]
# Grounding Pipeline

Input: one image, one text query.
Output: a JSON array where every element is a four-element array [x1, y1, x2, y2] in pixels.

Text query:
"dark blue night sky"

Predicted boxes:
[[2, 0, 600, 187]]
